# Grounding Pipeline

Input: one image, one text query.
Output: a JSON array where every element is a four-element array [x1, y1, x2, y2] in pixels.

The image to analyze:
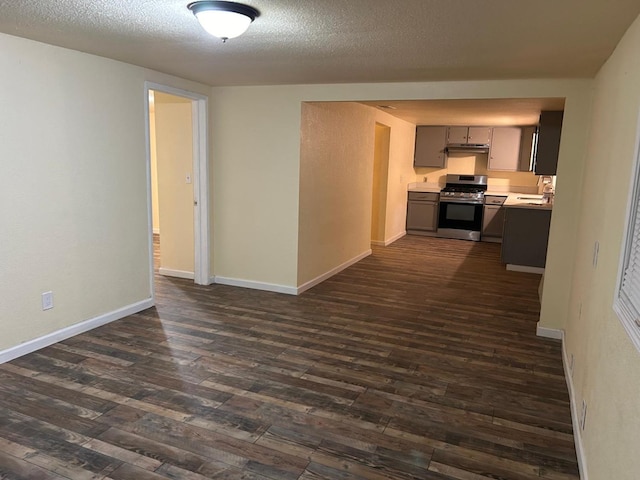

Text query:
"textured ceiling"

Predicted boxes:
[[360, 98, 566, 126], [0, 1, 639, 87]]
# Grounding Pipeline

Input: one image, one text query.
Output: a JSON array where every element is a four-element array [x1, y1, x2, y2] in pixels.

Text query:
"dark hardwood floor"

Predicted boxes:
[[0, 235, 579, 479]]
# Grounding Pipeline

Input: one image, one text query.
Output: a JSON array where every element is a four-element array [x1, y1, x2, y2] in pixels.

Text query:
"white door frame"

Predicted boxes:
[[144, 81, 210, 290]]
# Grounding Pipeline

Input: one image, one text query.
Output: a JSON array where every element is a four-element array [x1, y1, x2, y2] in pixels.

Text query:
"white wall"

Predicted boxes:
[[563, 14, 640, 478], [0, 32, 210, 354]]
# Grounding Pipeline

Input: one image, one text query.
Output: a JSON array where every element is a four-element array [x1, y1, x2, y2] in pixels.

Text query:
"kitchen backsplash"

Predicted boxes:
[[415, 153, 541, 193], [408, 181, 539, 194]]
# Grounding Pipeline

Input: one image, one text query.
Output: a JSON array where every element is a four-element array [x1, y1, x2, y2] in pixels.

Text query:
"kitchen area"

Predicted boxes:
[[403, 109, 563, 274]]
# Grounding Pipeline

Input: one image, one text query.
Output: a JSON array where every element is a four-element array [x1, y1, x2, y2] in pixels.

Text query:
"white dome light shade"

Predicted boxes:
[[195, 10, 252, 39], [188, 1, 259, 41]]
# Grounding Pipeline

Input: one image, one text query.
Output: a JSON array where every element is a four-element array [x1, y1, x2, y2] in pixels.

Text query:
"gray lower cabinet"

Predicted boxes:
[[482, 205, 506, 241], [407, 192, 439, 234], [501, 207, 552, 268]]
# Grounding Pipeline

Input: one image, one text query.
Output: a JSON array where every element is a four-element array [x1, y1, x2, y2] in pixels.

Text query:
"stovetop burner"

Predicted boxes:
[[441, 186, 485, 193], [440, 174, 487, 203]]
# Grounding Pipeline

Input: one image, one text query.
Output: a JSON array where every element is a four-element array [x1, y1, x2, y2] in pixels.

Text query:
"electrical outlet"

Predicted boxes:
[[580, 400, 588, 431], [41, 291, 53, 310], [593, 241, 600, 267]]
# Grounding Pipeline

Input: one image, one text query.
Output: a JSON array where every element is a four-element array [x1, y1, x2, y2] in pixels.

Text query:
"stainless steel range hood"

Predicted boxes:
[[445, 144, 490, 154]]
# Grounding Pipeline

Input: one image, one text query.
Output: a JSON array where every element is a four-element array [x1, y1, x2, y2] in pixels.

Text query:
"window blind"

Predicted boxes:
[[615, 140, 640, 352]]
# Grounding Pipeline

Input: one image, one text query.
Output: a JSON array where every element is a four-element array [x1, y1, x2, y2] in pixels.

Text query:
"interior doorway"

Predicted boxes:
[[371, 123, 391, 245], [144, 82, 209, 296]]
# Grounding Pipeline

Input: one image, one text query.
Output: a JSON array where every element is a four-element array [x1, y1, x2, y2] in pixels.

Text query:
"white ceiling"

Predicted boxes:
[[1, 0, 639, 87]]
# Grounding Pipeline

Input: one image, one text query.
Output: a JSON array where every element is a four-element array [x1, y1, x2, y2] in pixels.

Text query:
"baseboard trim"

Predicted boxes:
[[153, 228, 160, 235], [536, 323, 563, 340], [159, 268, 194, 280], [213, 276, 298, 296], [0, 298, 154, 364], [561, 333, 589, 480], [372, 231, 406, 247], [506, 264, 545, 274], [297, 249, 372, 295]]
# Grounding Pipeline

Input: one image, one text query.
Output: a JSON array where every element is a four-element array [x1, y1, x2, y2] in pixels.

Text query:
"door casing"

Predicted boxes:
[[144, 81, 210, 296]]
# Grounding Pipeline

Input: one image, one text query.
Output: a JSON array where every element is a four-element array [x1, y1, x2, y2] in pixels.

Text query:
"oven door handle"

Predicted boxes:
[[440, 198, 484, 205]]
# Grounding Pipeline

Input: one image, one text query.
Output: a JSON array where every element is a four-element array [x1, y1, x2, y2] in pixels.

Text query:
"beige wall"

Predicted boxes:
[[211, 80, 592, 312], [0, 32, 210, 353], [371, 124, 390, 243], [154, 93, 195, 276], [563, 15, 640, 478], [296, 103, 415, 285], [209, 87, 302, 288], [298, 102, 376, 285], [373, 109, 417, 242]]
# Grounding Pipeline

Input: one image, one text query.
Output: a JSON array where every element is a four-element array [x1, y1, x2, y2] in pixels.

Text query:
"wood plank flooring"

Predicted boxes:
[[0, 235, 579, 479]]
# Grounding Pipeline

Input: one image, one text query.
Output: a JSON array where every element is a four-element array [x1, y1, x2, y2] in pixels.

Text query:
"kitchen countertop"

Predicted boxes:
[[502, 193, 553, 210], [408, 183, 442, 193], [407, 184, 553, 209]]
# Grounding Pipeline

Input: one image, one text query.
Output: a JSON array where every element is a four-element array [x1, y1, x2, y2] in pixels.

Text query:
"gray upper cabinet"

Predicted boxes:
[[447, 126, 469, 144], [414, 126, 447, 168], [534, 111, 564, 175], [447, 126, 491, 144], [468, 127, 492, 145], [488, 127, 521, 171]]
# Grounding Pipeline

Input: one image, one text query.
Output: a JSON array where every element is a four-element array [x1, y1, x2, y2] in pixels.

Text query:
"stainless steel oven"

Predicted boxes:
[[437, 174, 487, 241]]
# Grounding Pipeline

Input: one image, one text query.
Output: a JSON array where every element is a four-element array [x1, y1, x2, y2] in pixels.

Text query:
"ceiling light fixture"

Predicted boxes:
[[187, 1, 259, 42]]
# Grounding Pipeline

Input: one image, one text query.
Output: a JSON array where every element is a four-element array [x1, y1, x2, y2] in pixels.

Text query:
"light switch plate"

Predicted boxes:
[[593, 241, 599, 267]]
